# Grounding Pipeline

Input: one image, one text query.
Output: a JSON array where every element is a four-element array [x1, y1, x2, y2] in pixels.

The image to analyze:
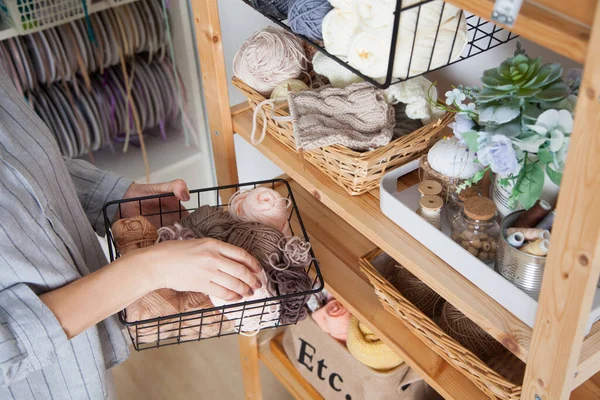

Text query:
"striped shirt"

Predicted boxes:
[[0, 66, 131, 399]]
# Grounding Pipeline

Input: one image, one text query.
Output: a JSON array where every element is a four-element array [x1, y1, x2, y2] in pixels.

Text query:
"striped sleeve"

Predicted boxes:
[[63, 158, 132, 236], [0, 283, 68, 387]]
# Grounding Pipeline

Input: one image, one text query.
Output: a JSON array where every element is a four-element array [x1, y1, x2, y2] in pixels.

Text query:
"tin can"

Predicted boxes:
[[495, 211, 546, 299]]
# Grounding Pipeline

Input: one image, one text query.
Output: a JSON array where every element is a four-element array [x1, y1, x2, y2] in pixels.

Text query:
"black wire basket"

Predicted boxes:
[[242, 0, 517, 89], [103, 179, 324, 351]]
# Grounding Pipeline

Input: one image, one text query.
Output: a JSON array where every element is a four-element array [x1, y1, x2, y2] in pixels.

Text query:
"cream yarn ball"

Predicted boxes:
[[346, 316, 403, 371], [270, 79, 309, 99], [312, 52, 363, 88], [322, 8, 361, 57], [427, 137, 484, 180]]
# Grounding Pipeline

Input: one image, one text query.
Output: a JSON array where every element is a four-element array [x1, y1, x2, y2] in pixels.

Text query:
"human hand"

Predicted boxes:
[[120, 180, 190, 227], [137, 238, 263, 301]]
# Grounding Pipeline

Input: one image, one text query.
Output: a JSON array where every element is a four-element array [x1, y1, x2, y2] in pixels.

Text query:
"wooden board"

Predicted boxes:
[[445, 0, 592, 63], [522, 4, 600, 399], [232, 106, 532, 362]]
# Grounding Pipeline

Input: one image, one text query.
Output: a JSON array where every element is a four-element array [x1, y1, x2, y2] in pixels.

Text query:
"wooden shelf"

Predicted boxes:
[[445, 0, 593, 63], [232, 104, 600, 385]]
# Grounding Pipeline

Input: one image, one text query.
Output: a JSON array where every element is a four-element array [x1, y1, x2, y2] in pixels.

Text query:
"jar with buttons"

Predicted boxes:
[[451, 196, 500, 263]]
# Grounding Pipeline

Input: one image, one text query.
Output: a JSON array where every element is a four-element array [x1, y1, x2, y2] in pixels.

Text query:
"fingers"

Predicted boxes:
[[211, 271, 254, 298], [155, 179, 190, 202], [216, 257, 262, 290], [205, 282, 242, 302], [216, 242, 262, 274]]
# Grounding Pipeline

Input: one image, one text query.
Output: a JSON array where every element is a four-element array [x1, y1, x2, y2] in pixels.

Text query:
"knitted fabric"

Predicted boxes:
[[393, 103, 424, 138], [288, 82, 395, 151]]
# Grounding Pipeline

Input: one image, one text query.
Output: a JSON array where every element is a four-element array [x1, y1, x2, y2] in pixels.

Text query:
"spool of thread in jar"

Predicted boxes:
[[520, 239, 550, 256], [506, 228, 551, 241], [417, 195, 443, 230], [535, 210, 556, 231], [506, 232, 525, 247], [418, 180, 443, 198], [514, 200, 552, 228]]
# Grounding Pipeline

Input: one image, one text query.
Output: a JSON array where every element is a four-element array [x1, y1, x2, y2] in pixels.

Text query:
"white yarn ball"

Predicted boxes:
[[270, 79, 309, 99], [356, 0, 395, 28], [347, 29, 391, 78], [427, 137, 483, 180], [233, 27, 307, 96], [329, 0, 355, 10], [384, 76, 446, 124], [312, 52, 364, 88], [322, 8, 360, 57]]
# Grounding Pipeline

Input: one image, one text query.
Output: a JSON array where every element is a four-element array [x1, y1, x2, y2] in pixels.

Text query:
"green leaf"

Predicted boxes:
[[546, 165, 563, 186], [461, 131, 480, 152], [471, 169, 486, 184], [534, 81, 569, 102], [538, 148, 553, 165], [516, 162, 545, 209], [478, 87, 512, 103], [481, 69, 516, 90], [514, 87, 542, 98]]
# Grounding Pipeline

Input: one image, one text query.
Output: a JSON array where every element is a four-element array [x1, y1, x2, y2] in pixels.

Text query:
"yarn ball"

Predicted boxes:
[[268, 236, 313, 270], [312, 51, 363, 88], [384, 264, 443, 319], [156, 223, 197, 242], [229, 187, 292, 236], [287, 0, 333, 41], [111, 216, 158, 255], [250, 0, 290, 19], [233, 27, 307, 96], [179, 292, 234, 339], [322, 8, 360, 57], [486, 351, 526, 385], [227, 221, 285, 269], [179, 205, 236, 241], [126, 288, 181, 344], [427, 137, 484, 180], [270, 79, 309, 100], [268, 266, 313, 324], [439, 302, 506, 360]]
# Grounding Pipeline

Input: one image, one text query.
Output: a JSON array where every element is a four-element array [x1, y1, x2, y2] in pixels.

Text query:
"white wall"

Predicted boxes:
[[215, 2, 582, 183]]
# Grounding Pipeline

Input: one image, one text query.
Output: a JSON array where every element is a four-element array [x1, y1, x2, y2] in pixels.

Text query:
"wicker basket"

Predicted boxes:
[[359, 248, 524, 400], [233, 77, 452, 196]]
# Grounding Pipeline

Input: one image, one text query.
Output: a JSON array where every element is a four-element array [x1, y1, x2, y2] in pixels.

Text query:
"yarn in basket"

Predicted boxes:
[[233, 27, 307, 96], [288, 0, 333, 41], [111, 216, 158, 255], [229, 187, 292, 236], [384, 264, 443, 319], [250, 0, 290, 19], [179, 205, 236, 241], [438, 302, 506, 360]]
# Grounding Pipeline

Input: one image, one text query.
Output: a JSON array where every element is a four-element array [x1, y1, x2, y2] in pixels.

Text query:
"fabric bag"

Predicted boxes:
[[282, 318, 440, 400]]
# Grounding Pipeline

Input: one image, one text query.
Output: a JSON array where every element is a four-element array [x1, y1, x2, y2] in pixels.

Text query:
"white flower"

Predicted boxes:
[[445, 88, 466, 106], [461, 102, 477, 113], [477, 133, 521, 177], [517, 109, 573, 153], [449, 113, 475, 142]]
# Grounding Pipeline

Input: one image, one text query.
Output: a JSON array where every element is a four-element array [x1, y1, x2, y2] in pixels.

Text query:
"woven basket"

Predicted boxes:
[[359, 248, 524, 400], [233, 77, 452, 195]]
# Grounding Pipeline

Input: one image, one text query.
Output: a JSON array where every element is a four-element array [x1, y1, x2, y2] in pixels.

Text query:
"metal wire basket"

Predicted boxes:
[[103, 179, 324, 351], [242, 0, 517, 89]]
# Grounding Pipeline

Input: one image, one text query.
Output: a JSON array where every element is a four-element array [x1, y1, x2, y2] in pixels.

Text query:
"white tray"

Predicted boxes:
[[380, 160, 600, 333]]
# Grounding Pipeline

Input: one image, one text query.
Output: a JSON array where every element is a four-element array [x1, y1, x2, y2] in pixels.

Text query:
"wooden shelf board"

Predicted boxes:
[[232, 105, 532, 362], [445, 0, 592, 63]]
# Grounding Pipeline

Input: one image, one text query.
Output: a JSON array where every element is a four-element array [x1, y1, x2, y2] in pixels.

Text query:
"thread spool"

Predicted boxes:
[[249, 0, 290, 19], [514, 200, 552, 228], [520, 239, 550, 256], [439, 302, 505, 360], [287, 0, 333, 41], [506, 232, 525, 248], [233, 27, 307, 96], [535, 210, 556, 231], [418, 180, 443, 198], [506, 228, 550, 241], [417, 195, 443, 230], [384, 265, 443, 319]]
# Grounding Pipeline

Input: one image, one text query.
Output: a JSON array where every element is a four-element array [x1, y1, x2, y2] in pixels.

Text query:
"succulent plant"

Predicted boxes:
[[478, 54, 567, 104]]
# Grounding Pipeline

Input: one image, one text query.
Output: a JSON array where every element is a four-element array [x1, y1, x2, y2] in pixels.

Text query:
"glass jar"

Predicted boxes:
[[446, 186, 483, 224], [451, 197, 500, 264]]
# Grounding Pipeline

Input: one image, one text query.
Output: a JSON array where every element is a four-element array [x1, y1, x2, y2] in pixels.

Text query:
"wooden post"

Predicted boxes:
[[191, 0, 239, 187], [239, 335, 264, 400], [522, 5, 600, 399]]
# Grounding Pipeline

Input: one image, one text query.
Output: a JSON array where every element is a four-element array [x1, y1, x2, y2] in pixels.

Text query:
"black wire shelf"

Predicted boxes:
[[241, 0, 517, 89]]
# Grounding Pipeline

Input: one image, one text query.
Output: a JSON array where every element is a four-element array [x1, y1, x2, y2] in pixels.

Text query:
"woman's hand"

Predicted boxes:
[[120, 180, 191, 227], [139, 238, 263, 301]]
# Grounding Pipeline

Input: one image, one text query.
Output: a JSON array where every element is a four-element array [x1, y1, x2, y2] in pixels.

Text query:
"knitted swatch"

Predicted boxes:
[[288, 82, 395, 151]]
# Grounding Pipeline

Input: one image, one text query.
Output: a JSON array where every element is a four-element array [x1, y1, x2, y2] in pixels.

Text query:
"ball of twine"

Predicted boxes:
[[229, 188, 292, 236], [227, 221, 285, 269], [439, 302, 505, 360], [384, 264, 443, 319], [249, 0, 290, 19], [111, 216, 158, 255], [233, 27, 307, 96], [156, 223, 197, 243], [288, 0, 333, 41], [486, 351, 525, 385], [179, 205, 236, 242]]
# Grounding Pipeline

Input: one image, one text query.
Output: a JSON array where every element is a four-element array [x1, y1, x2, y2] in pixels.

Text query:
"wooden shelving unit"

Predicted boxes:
[[193, 0, 600, 398]]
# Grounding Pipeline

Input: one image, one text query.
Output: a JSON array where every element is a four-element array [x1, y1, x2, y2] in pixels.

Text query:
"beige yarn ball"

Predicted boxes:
[[270, 79, 309, 100]]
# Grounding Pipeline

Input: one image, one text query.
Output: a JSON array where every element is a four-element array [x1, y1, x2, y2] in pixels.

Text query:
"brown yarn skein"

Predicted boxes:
[[384, 264, 443, 319], [111, 216, 158, 255], [268, 267, 312, 324], [179, 292, 234, 339], [227, 221, 285, 268], [439, 302, 505, 360], [180, 205, 236, 241]]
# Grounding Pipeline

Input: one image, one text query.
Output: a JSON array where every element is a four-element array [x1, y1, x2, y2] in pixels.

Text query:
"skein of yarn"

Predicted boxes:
[[180, 292, 234, 339], [111, 216, 158, 255], [250, 0, 290, 19], [384, 264, 443, 319], [127, 288, 181, 344], [288, 0, 333, 41], [227, 221, 285, 268], [229, 188, 292, 236], [268, 266, 313, 324], [233, 27, 307, 96], [439, 302, 505, 360], [179, 205, 236, 241], [156, 223, 197, 242]]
